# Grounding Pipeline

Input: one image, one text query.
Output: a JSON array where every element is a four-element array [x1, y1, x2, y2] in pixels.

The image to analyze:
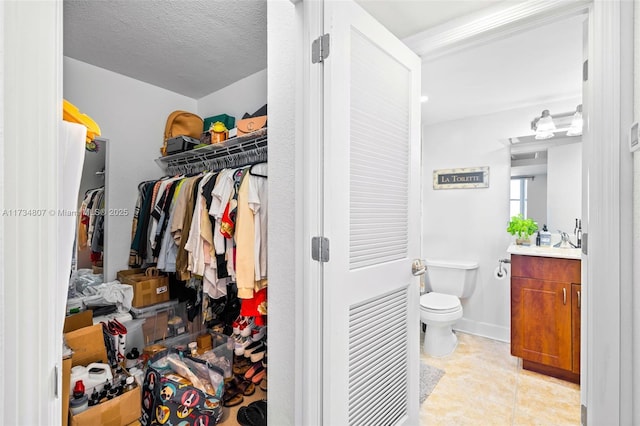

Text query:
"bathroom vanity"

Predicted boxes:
[[507, 245, 581, 383]]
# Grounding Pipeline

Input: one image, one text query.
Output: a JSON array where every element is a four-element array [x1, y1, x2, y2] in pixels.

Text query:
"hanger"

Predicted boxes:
[[249, 162, 268, 178]]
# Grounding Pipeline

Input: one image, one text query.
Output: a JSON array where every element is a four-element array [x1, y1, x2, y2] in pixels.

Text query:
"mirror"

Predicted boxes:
[[510, 133, 582, 233], [75, 138, 106, 277]]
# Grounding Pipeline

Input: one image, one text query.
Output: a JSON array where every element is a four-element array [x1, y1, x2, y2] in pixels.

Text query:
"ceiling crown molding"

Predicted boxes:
[[403, 0, 591, 61]]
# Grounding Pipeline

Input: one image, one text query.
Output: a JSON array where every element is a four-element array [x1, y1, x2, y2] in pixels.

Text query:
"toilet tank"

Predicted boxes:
[[424, 259, 479, 298]]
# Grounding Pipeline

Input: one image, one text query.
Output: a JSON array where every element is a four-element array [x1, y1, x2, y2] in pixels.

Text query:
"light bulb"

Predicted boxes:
[[566, 106, 583, 136], [534, 110, 556, 140]]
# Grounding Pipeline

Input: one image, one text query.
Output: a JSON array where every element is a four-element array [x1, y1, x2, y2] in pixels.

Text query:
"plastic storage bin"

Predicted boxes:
[[130, 300, 186, 345], [158, 331, 234, 378]]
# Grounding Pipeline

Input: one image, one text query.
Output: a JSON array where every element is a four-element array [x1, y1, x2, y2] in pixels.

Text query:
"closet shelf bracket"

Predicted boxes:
[[155, 128, 268, 175]]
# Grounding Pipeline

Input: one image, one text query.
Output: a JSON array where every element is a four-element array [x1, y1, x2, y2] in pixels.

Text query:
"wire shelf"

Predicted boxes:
[[155, 128, 267, 175]]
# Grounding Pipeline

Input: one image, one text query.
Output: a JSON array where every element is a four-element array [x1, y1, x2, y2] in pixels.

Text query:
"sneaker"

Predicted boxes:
[[239, 317, 256, 338], [232, 316, 244, 335], [250, 325, 266, 342], [234, 336, 252, 356]]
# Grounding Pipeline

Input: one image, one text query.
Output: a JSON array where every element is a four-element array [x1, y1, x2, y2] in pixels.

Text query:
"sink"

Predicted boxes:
[[507, 244, 581, 260]]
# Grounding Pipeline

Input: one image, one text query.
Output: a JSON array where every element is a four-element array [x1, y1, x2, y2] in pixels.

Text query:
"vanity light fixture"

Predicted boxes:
[[566, 104, 583, 136], [532, 109, 556, 140]]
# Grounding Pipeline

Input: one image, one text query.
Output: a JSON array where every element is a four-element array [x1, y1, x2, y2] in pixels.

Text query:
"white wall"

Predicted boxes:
[[64, 57, 197, 280], [422, 97, 580, 341], [547, 142, 582, 234], [527, 174, 547, 228], [197, 69, 267, 124]]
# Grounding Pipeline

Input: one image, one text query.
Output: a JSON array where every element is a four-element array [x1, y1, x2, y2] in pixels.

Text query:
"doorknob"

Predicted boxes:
[[412, 259, 426, 276]]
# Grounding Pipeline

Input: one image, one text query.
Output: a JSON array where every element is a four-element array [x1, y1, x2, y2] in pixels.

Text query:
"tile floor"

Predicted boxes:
[[419, 331, 581, 426]]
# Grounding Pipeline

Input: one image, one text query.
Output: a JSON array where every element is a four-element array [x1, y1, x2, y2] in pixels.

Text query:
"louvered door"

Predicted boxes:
[[322, 2, 422, 424]]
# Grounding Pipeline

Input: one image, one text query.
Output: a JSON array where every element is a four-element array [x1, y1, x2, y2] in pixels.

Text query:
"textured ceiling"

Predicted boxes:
[[63, 0, 267, 99], [64, 0, 582, 125]]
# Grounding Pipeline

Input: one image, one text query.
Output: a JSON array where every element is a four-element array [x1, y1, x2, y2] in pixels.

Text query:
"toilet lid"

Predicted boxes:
[[420, 292, 461, 313]]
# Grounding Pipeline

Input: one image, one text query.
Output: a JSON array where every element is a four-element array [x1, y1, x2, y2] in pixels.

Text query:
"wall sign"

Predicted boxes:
[[433, 167, 489, 190]]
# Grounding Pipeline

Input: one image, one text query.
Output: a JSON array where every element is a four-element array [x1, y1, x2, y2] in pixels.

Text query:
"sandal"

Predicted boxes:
[[228, 375, 256, 396], [251, 368, 266, 385], [244, 363, 265, 380], [259, 377, 267, 392], [237, 399, 267, 426], [223, 392, 244, 407]]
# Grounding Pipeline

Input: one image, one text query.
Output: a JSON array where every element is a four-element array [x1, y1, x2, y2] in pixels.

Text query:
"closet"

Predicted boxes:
[[63, 11, 271, 424]]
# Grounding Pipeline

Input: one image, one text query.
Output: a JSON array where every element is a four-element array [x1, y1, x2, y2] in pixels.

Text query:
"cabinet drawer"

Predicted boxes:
[[511, 255, 580, 282]]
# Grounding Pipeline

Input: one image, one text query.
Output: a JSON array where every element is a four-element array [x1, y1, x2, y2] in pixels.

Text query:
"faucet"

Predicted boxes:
[[554, 231, 577, 248]]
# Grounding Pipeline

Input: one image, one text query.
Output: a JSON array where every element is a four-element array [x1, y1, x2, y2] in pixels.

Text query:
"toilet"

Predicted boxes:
[[420, 259, 478, 357]]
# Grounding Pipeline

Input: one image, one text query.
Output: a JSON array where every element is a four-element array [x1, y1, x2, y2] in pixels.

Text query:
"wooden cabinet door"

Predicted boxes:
[[572, 283, 581, 374], [511, 277, 573, 370]]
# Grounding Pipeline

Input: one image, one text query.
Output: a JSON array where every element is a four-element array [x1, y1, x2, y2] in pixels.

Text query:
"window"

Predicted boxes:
[[510, 178, 528, 218]]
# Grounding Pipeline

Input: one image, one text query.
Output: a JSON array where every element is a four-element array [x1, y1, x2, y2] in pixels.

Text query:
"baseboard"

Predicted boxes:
[[454, 318, 510, 343]]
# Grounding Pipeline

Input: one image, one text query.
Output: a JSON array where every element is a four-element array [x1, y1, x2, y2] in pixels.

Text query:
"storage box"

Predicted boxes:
[[65, 323, 109, 367], [159, 331, 233, 379], [131, 300, 186, 345], [69, 385, 141, 426], [117, 268, 145, 283], [62, 356, 72, 426], [203, 114, 235, 133], [165, 135, 200, 155], [64, 322, 141, 426], [121, 270, 170, 308]]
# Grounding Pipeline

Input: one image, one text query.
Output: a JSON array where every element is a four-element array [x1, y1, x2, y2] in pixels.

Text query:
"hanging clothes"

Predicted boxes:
[[127, 161, 269, 325]]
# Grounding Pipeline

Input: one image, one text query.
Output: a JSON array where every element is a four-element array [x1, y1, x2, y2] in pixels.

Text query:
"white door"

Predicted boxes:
[[321, 2, 422, 424]]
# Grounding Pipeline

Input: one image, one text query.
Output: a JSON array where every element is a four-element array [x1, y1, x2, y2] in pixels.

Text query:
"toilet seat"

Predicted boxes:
[[420, 292, 461, 314]]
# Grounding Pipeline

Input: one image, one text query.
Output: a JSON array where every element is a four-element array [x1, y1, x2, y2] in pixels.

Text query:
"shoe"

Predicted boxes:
[[251, 368, 266, 384], [232, 316, 244, 335], [259, 377, 267, 392], [226, 375, 256, 397], [239, 316, 255, 338], [237, 400, 267, 426], [234, 336, 252, 356], [233, 356, 252, 375], [250, 344, 266, 363], [244, 363, 264, 380], [243, 341, 264, 357], [250, 325, 266, 342]]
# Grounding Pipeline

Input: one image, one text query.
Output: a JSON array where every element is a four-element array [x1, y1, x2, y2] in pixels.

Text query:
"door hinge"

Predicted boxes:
[[312, 33, 330, 64], [581, 404, 587, 425], [581, 233, 588, 255], [312, 236, 330, 262]]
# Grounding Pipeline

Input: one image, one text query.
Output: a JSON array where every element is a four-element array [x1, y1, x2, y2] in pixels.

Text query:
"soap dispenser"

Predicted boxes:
[[540, 225, 552, 246], [535, 231, 541, 246]]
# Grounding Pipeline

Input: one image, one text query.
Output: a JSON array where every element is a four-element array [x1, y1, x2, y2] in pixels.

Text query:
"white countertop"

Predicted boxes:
[[507, 244, 582, 260]]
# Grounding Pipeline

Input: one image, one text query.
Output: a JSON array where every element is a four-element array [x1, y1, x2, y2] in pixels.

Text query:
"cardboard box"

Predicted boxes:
[[63, 310, 93, 334], [69, 385, 141, 426], [65, 323, 109, 367], [122, 273, 170, 308], [62, 356, 72, 426], [117, 268, 145, 283], [64, 319, 141, 426]]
